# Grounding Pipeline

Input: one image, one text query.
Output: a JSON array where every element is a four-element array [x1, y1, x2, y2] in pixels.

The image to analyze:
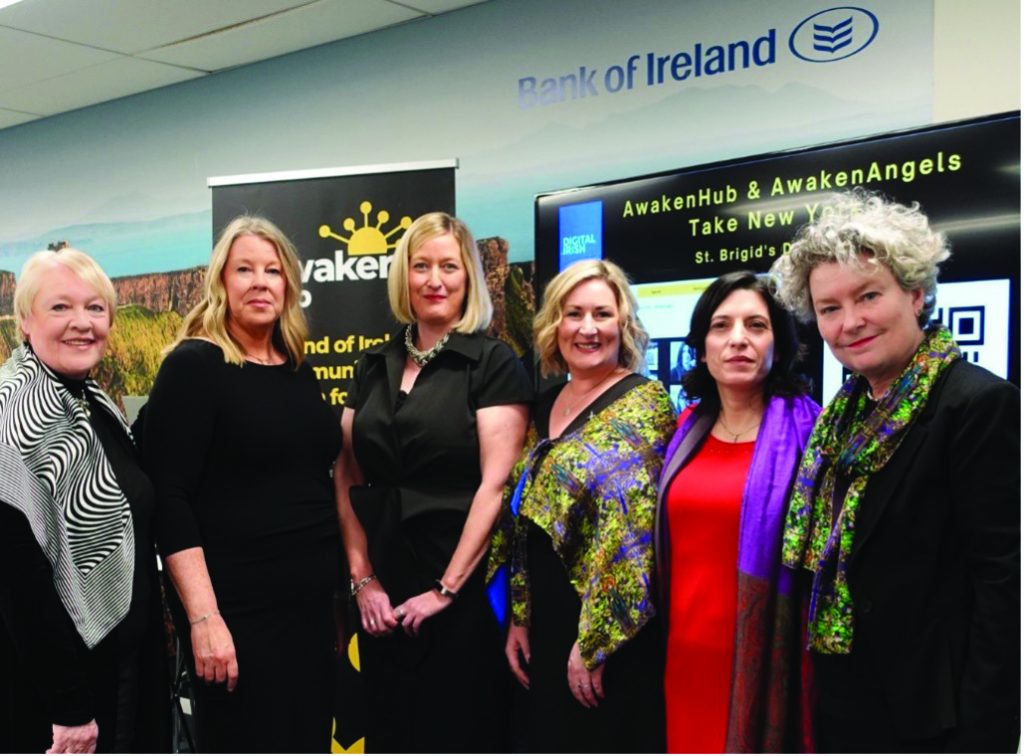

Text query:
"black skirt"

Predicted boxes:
[[521, 521, 665, 753], [173, 589, 337, 754], [356, 510, 512, 753]]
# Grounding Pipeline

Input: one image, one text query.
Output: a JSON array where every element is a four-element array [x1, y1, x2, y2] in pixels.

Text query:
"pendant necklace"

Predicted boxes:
[[405, 325, 451, 368], [717, 414, 761, 442]]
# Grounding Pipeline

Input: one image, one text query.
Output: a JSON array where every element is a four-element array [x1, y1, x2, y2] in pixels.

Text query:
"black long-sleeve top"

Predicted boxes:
[[140, 339, 343, 608]]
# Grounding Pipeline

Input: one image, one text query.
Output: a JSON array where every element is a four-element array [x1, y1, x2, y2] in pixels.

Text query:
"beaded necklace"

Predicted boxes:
[[404, 325, 451, 367]]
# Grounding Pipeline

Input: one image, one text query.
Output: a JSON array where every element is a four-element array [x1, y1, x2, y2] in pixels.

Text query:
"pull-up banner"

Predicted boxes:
[[210, 160, 457, 411]]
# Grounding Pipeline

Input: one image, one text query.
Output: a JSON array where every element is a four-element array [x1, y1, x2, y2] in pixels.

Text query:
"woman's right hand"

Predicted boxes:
[[48, 720, 98, 754], [505, 623, 531, 688], [355, 579, 398, 637], [191, 613, 238, 691]]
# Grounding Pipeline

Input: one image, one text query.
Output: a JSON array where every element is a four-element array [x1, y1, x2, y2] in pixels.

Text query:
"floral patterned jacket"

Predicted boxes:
[[488, 379, 676, 668]]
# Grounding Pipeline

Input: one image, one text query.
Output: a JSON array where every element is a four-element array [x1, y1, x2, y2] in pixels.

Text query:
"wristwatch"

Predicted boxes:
[[433, 579, 459, 600]]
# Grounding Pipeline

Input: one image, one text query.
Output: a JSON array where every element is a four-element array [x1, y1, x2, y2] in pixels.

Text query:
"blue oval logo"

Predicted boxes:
[[789, 6, 879, 63]]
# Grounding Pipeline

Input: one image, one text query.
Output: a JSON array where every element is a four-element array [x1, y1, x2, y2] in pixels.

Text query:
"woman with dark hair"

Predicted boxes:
[[656, 270, 819, 752]]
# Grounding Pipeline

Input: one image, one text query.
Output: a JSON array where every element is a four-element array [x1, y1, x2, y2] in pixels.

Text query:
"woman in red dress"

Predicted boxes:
[[655, 271, 818, 752]]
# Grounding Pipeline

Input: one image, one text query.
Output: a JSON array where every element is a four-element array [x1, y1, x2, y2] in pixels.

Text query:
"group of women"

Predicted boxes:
[[0, 189, 1017, 754]]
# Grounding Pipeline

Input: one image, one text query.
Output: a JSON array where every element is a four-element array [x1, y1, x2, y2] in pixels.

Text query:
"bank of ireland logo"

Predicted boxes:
[[789, 6, 879, 62]]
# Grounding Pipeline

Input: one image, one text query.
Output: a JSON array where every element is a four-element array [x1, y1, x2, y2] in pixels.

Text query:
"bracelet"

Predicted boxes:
[[350, 574, 377, 597], [189, 609, 220, 625], [434, 579, 459, 600]]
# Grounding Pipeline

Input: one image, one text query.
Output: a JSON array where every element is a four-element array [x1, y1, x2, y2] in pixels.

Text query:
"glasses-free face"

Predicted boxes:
[[809, 256, 925, 396], [557, 278, 622, 378], [407, 233, 467, 330], [21, 263, 111, 379], [223, 234, 287, 336], [702, 288, 775, 393]]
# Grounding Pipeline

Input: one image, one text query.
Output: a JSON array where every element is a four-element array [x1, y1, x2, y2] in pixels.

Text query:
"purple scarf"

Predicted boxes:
[[656, 393, 820, 752]]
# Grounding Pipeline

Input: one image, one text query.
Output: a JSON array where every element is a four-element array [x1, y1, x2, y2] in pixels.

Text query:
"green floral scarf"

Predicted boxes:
[[782, 325, 960, 653]]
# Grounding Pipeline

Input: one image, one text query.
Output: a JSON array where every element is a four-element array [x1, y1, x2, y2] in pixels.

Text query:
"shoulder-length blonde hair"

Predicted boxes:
[[15, 248, 117, 337], [167, 215, 308, 367], [387, 212, 493, 333], [534, 259, 648, 377]]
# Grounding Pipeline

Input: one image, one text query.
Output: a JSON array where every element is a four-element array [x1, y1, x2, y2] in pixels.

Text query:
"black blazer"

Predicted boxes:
[[818, 359, 1020, 751]]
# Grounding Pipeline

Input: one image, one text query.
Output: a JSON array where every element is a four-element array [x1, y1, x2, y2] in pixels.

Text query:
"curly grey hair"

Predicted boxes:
[[770, 189, 950, 327]]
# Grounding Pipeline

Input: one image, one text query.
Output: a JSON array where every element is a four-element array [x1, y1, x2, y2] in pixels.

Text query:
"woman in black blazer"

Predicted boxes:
[[770, 189, 1020, 752]]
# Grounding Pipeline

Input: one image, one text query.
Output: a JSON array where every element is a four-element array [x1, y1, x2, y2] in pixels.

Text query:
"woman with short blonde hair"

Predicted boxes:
[[13, 247, 117, 336], [336, 211, 531, 752], [1, 248, 169, 753], [387, 211, 493, 333]]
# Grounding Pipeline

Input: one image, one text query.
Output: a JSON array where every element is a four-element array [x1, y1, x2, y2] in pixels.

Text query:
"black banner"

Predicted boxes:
[[212, 163, 456, 412]]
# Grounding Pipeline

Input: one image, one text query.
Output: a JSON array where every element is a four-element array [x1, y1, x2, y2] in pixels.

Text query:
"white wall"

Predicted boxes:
[[0, 0, 1017, 275]]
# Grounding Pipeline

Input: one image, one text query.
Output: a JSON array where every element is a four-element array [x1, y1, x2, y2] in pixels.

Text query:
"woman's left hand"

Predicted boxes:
[[393, 589, 453, 637], [567, 641, 605, 708]]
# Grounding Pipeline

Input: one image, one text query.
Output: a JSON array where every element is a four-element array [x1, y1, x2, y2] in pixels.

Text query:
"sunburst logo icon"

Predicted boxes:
[[319, 201, 412, 256]]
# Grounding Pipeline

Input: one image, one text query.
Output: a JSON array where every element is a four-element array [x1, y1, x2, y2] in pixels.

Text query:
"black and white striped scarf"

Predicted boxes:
[[0, 344, 134, 649]]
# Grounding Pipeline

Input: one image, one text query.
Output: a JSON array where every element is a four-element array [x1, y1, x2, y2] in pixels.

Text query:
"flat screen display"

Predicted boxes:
[[535, 112, 1020, 403]]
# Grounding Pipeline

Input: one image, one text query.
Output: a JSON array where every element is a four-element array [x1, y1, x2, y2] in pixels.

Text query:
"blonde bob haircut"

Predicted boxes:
[[387, 212, 493, 333], [772, 189, 950, 327], [534, 259, 648, 378], [15, 248, 117, 338], [167, 215, 308, 367]]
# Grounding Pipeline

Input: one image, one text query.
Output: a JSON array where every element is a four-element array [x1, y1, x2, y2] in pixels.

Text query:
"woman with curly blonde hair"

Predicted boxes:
[[770, 189, 1019, 752]]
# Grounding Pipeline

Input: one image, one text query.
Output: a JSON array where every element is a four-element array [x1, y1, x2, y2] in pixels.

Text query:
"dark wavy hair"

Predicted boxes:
[[682, 270, 810, 409]]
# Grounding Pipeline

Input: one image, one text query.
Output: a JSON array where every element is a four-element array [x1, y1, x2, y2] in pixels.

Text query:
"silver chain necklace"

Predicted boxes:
[[404, 325, 451, 368]]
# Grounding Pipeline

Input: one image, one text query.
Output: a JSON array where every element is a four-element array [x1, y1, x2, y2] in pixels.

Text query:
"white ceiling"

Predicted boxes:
[[0, 0, 486, 130]]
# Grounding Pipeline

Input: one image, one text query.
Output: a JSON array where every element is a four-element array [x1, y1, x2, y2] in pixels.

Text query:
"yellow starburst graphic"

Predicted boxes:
[[319, 201, 412, 256]]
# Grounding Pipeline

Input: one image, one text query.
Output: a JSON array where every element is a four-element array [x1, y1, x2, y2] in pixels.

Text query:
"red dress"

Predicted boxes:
[[664, 432, 755, 753]]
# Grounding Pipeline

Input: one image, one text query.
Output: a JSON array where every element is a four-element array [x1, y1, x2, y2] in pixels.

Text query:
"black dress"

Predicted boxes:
[[345, 330, 533, 753], [521, 377, 666, 754], [141, 340, 343, 753], [0, 375, 170, 753]]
